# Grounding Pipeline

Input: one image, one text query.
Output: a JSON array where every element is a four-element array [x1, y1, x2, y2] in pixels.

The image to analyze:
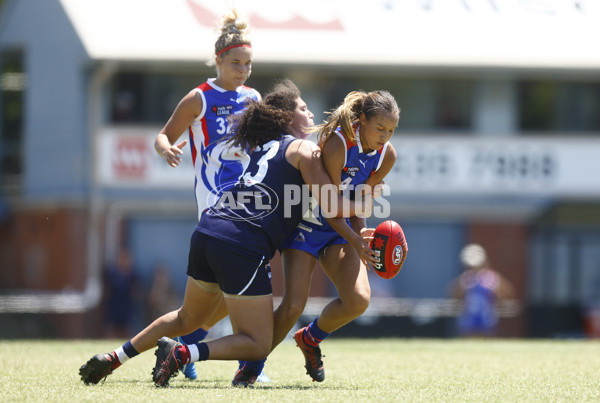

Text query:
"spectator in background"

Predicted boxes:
[[103, 248, 141, 339], [146, 262, 181, 322], [449, 243, 514, 337]]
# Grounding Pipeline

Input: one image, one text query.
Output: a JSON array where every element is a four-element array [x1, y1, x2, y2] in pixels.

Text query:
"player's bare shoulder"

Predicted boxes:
[[174, 88, 204, 119], [379, 142, 397, 172], [321, 133, 346, 160], [384, 142, 397, 161]]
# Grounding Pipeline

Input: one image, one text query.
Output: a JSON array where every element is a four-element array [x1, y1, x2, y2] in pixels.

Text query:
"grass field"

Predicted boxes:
[[1, 338, 600, 402]]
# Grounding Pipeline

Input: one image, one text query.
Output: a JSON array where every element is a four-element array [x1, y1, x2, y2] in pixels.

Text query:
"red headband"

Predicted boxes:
[[217, 44, 252, 56]]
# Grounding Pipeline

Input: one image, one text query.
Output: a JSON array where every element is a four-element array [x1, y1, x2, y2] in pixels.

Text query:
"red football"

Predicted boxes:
[[369, 220, 407, 279]]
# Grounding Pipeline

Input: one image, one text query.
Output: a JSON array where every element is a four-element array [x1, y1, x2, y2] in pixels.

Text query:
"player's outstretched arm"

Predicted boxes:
[[154, 89, 203, 167]]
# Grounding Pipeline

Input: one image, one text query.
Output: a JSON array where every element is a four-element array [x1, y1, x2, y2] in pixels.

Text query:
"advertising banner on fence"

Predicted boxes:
[[96, 127, 194, 188], [97, 127, 600, 197]]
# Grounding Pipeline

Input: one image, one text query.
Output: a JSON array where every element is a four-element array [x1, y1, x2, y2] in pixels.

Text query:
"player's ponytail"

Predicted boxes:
[[211, 8, 252, 62], [314, 91, 367, 147]]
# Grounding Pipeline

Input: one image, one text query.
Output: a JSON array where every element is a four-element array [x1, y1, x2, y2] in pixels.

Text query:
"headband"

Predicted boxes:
[[217, 44, 252, 56]]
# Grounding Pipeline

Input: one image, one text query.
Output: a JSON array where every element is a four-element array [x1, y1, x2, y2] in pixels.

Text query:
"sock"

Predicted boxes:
[[180, 327, 209, 344], [186, 342, 209, 363], [244, 358, 266, 375], [238, 360, 246, 370], [303, 318, 331, 347], [113, 340, 139, 369]]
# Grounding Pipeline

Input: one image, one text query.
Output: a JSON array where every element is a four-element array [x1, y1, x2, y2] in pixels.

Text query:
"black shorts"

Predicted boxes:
[[186, 231, 272, 296]]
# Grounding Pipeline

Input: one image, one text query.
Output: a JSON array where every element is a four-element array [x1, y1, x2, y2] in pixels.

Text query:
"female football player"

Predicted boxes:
[[291, 90, 398, 382], [153, 7, 259, 382], [80, 7, 262, 383]]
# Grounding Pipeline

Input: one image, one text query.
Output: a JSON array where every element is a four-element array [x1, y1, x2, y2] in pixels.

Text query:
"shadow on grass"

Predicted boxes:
[[101, 378, 346, 391]]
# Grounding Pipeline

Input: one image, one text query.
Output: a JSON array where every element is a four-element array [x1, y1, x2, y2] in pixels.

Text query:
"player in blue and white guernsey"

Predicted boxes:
[[451, 244, 514, 337], [153, 9, 263, 382], [188, 79, 259, 218], [273, 90, 400, 383], [80, 8, 263, 385]]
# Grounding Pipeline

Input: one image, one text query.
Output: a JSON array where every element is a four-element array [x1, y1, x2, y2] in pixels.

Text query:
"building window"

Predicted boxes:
[[0, 50, 25, 193], [519, 81, 600, 134], [109, 70, 213, 124], [349, 78, 474, 134]]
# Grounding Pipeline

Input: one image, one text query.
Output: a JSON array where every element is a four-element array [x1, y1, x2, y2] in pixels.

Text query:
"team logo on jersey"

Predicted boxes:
[[343, 166, 360, 177], [208, 181, 279, 222], [212, 105, 234, 116]]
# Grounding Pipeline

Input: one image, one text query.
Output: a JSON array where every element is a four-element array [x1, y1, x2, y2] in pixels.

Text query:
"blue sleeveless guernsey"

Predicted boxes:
[[280, 125, 388, 257], [196, 135, 305, 260], [188, 79, 261, 220], [302, 125, 387, 232]]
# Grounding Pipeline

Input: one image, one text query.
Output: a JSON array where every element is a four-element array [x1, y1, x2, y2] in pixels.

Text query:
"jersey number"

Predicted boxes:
[[340, 176, 353, 191], [241, 140, 280, 184], [216, 117, 227, 135]]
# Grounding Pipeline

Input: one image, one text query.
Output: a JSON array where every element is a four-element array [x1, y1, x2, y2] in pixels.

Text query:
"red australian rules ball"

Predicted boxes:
[[369, 220, 407, 279]]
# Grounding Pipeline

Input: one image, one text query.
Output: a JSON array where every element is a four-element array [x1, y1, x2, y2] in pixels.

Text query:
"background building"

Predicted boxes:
[[1, 0, 600, 338]]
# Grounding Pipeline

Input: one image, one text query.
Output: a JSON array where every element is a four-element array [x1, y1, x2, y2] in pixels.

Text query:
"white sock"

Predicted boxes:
[[114, 346, 129, 364], [188, 344, 200, 363]]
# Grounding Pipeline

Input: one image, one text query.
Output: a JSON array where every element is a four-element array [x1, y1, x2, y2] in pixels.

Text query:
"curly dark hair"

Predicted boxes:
[[228, 79, 301, 150]]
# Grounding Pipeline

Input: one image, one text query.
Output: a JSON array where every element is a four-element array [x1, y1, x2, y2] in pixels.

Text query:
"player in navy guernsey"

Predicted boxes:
[[197, 135, 304, 259], [79, 80, 374, 388]]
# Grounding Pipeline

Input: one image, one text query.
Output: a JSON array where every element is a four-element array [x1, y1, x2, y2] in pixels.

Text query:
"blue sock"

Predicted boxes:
[[122, 340, 139, 358], [197, 342, 209, 361], [181, 327, 209, 344], [305, 317, 330, 346], [114, 340, 139, 365], [244, 358, 266, 374]]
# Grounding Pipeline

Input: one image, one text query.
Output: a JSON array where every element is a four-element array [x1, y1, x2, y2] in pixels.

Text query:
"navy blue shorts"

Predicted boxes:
[[186, 231, 272, 296]]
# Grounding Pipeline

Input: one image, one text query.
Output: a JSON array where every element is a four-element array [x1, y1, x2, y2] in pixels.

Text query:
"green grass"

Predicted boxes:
[[1, 338, 600, 402]]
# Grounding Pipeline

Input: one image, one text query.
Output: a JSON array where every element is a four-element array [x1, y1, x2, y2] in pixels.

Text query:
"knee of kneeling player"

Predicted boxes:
[[247, 339, 271, 360]]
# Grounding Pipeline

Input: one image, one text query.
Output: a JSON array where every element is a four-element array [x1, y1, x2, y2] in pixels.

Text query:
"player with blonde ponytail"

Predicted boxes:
[[278, 90, 399, 383]]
